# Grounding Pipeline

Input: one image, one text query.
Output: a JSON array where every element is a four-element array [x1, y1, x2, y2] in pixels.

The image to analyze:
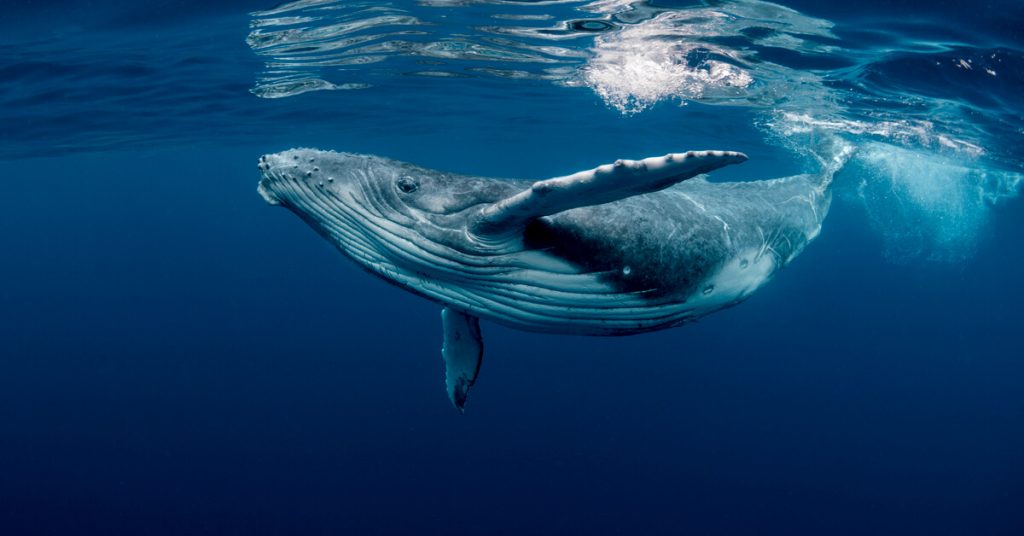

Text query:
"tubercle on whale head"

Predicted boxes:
[[257, 148, 346, 206], [257, 148, 492, 214], [255, 147, 504, 256], [255, 149, 435, 279], [255, 148, 418, 226]]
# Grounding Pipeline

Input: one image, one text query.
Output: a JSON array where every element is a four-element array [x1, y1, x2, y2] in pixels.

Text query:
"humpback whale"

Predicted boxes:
[[258, 148, 834, 411]]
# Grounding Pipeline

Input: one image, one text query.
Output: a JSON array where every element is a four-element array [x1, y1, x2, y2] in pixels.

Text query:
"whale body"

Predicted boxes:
[[258, 148, 832, 410]]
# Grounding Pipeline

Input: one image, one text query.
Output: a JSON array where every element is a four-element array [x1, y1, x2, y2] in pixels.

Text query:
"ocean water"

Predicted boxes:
[[2, 0, 1023, 534]]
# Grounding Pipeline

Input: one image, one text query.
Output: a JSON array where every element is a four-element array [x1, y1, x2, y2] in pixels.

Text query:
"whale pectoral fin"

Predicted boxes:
[[441, 307, 484, 413], [470, 150, 747, 237]]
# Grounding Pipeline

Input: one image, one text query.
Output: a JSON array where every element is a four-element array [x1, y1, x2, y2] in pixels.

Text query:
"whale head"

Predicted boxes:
[[257, 148, 519, 280]]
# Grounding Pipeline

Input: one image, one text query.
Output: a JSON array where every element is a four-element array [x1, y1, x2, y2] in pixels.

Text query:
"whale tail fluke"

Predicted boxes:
[[809, 135, 856, 193]]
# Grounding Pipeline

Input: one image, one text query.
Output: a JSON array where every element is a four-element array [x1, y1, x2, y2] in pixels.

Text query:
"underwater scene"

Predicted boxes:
[[1, 0, 1023, 533]]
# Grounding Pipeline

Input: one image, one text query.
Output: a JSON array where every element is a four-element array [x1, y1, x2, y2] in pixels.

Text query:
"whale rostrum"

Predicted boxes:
[[258, 148, 832, 411]]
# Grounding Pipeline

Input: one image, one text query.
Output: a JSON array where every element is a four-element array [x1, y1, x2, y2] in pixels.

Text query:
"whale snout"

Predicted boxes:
[[257, 149, 333, 206], [257, 154, 282, 205]]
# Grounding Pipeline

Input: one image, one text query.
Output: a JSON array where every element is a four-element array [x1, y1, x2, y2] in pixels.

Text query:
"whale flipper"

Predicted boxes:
[[470, 150, 747, 237], [441, 308, 484, 413]]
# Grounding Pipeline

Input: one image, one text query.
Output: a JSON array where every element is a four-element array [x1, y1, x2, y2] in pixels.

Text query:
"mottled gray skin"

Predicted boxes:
[[258, 149, 829, 336], [523, 176, 826, 299]]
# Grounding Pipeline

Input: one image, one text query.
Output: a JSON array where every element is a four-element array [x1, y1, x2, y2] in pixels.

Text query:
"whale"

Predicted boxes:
[[257, 148, 837, 411]]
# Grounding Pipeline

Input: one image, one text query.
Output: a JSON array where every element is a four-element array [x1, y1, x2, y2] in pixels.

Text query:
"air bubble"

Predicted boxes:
[[622, 265, 632, 276], [702, 285, 714, 295], [739, 259, 749, 269]]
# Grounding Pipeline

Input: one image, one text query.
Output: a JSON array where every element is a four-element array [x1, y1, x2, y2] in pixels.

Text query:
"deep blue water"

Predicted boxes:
[[2, 1, 1023, 534]]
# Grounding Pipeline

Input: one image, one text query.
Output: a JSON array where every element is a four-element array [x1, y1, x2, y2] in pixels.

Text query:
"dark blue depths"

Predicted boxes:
[[1, 1, 1023, 534]]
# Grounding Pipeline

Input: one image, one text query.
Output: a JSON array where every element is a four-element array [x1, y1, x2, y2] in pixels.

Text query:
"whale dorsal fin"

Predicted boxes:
[[470, 150, 747, 237]]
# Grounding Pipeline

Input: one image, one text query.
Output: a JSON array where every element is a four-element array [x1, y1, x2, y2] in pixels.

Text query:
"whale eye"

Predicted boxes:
[[396, 176, 419, 194]]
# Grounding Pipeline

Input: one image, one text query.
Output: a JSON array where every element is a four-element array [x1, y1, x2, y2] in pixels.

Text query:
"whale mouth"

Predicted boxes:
[[257, 154, 283, 205], [257, 178, 281, 205]]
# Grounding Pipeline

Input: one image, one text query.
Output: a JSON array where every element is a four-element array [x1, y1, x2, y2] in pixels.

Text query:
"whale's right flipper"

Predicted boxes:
[[470, 150, 747, 237], [441, 307, 483, 413]]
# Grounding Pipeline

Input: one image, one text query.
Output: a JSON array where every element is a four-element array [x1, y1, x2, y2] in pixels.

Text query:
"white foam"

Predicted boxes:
[[579, 11, 755, 113], [853, 143, 1022, 262], [771, 112, 986, 158], [575, 1, 836, 113]]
